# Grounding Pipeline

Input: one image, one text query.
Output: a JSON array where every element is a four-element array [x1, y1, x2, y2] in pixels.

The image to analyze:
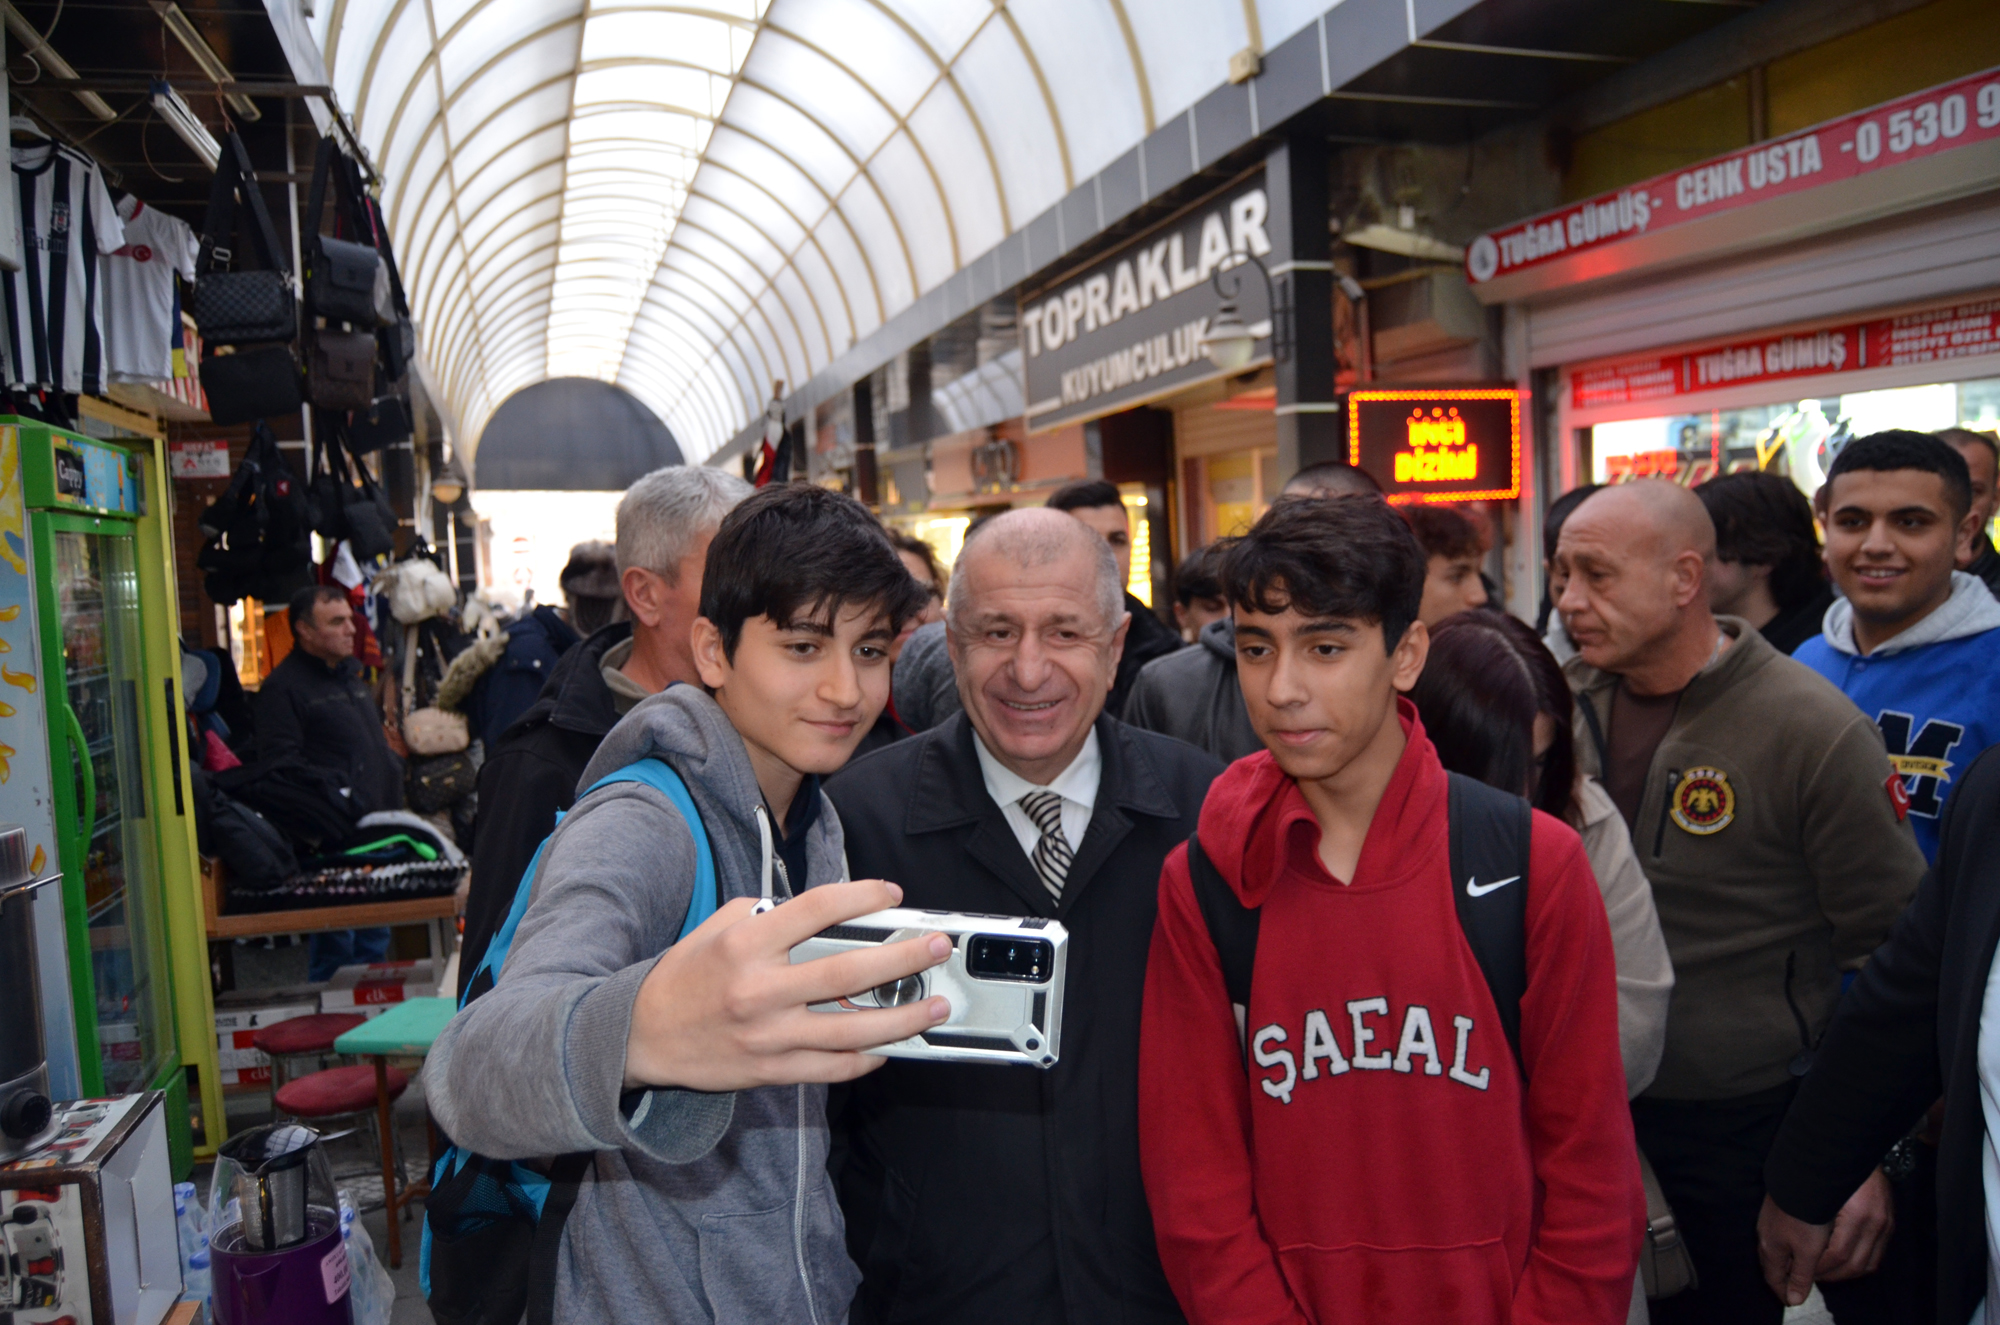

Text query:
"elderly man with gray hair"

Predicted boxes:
[[460, 464, 750, 992], [825, 506, 1222, 1325]]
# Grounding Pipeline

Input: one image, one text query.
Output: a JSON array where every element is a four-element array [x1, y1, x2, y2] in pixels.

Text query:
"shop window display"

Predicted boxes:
[[1590, 377, 2000, 509]]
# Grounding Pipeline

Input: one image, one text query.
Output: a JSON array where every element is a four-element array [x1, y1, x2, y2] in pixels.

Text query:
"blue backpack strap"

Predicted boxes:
[[586, 757, 718, 942], [462, 757, 719, 1008]]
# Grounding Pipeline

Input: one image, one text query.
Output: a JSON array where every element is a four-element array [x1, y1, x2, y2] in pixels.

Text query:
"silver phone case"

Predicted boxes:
[[790, 907, 1068, 1068]]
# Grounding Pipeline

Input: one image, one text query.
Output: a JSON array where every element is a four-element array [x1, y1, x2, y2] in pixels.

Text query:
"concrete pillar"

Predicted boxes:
[[1265, 132, 1340, 482]]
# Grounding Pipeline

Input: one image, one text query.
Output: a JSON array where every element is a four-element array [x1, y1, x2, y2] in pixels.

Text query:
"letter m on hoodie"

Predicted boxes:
[[1877, 710, 1965, 819]]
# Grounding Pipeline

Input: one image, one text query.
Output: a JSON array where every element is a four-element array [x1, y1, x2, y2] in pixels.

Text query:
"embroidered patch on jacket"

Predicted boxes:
[[1672, 767, 1735, 835], [1884, 770, 1911, 822]]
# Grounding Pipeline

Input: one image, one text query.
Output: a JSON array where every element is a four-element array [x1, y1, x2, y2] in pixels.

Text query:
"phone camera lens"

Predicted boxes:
[[872, 974, 926, 1007]]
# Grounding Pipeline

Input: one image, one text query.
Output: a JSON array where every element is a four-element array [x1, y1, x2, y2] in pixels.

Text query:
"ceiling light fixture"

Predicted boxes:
[[0, 3, 114, 120], [150, 79, 219, 171], [149, 0, 260, 122]]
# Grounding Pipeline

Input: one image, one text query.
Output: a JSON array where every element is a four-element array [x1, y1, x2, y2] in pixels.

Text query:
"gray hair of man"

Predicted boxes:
[[945, 507, 1125, 636], [615, 465, 752, 580]]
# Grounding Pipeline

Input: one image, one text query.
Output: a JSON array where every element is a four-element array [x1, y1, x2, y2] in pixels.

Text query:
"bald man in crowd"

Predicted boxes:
[[826, 508, 1221, 1324], [1554, 481, 1926, 1324]]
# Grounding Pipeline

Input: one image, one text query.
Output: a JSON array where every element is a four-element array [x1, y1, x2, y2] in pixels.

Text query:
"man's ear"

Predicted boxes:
[[690, 617, 730, 689], [1672, 550, 1708, 609], [623, 566, 667, 629], [1956, 507, 1983, 565], [1107, 609, 1131, 670], [1390, 619, 1430, 693]]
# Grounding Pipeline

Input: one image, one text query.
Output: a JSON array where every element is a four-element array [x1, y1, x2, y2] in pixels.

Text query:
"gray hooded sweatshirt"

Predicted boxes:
[[426, 685, 860, 1323]]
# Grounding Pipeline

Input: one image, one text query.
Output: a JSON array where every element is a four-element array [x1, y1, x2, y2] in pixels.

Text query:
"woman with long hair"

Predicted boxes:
[[1409, 609, 1674, 1099], [1412, 610, 1674, 1325]]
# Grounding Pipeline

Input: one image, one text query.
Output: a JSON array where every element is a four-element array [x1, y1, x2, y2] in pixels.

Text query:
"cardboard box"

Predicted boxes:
[[0, 1093, 180, 1325], [320, 959, 441, 1010]]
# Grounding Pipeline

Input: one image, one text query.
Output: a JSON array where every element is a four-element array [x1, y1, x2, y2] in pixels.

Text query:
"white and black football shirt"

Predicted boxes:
[[4, 142, 125, 394]]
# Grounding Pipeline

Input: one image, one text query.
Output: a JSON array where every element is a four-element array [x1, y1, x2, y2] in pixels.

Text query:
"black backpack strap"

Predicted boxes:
[[525, 1151, 593, 1325], [1446, 772, 1533, 1072], [1186, 832, 1259, 1059]]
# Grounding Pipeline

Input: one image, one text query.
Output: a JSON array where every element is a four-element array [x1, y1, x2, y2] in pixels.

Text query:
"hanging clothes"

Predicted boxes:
[[3, 140, 123, 395], [105, 194, 199, 383]]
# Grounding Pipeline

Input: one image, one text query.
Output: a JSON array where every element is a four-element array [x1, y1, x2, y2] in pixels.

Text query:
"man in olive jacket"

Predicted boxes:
[[1555, 481, 1926, 1325], [827, 509, 1220, 1325]]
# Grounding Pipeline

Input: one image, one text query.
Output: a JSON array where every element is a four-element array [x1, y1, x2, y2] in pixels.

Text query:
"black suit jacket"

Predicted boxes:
[[825, 713, 1221, 1325], [1766, 743, 2000, 1323]]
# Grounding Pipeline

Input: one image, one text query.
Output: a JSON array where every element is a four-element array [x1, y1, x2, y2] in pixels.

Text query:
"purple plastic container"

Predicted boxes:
[[209, 1208, 352, 1325]]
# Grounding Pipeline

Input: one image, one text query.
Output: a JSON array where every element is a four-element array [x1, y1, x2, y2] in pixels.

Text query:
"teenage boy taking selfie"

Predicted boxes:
[[1139, 495, 1644, 1325], [428, 484, 943, 1323]]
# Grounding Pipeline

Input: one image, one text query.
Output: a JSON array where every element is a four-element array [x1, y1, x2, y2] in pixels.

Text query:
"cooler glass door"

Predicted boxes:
[[55, 528, 170, 1092]]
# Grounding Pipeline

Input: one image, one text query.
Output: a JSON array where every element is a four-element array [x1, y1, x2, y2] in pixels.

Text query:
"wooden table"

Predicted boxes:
[[200, 854, 458, 956], [334, 996, 459, 1269]]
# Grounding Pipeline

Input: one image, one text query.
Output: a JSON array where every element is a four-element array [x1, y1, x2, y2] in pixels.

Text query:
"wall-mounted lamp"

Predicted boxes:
[[430, 456, 468, 507], [1201, 254, 1287, 372]]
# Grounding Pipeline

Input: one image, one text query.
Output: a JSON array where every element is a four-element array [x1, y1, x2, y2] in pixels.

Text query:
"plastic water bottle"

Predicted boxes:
[[338, 1192, 396, 1325], [172, 1181, 211, 1306]]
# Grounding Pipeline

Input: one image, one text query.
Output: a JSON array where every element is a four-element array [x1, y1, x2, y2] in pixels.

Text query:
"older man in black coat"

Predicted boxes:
[[827, 508, 1221, 1325]]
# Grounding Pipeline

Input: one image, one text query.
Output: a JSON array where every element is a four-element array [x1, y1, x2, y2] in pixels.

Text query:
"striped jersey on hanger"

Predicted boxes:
[[4, 141, 125, 395]]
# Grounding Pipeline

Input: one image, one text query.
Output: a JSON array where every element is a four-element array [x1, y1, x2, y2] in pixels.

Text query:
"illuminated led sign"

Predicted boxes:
[[1348, 388, 1521, 504]]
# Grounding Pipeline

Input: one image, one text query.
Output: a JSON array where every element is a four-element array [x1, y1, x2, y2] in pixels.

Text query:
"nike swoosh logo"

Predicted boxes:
[[1466, 875, 1520, 898]]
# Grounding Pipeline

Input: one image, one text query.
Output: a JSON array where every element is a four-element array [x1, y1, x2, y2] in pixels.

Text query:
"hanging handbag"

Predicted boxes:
[[190, 133, 297, 346], [305, 429, 350, 541], [346, 394, 413, 453], [302, 138, 389, 328], [339, 430, 398, 560], [307, 326, 377, 410], [404, 706, 469, 756], [200, 343, 301, 426], [348, 159, 418, 382]]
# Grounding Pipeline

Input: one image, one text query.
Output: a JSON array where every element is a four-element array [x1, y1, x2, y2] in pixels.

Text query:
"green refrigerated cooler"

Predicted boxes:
[[4, 418, 214, 1175]]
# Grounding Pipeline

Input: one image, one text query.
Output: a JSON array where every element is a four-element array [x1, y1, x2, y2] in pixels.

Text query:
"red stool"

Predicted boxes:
[[253, 1013, 367, 1089], [274, 1064, 412, 1217]]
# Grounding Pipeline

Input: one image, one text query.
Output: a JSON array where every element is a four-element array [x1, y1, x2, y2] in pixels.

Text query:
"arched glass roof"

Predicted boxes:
[[311, 0, 1332, 462]]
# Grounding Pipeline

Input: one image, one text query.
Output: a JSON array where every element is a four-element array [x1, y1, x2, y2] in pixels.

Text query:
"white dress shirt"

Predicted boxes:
[[971, 729, 1102, 865]]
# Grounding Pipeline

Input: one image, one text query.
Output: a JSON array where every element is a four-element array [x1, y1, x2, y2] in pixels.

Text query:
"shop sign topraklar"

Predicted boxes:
[[1467, 65, 2000, 297], [1022, 172, 1272, 431]]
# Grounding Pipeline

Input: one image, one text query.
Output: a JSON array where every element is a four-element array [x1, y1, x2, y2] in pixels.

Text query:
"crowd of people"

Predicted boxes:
[[413, 423, 2000, 1325]]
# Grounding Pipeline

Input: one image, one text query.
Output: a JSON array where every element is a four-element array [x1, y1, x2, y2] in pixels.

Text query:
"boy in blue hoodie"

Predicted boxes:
[[1795, 430, 2000, 864]]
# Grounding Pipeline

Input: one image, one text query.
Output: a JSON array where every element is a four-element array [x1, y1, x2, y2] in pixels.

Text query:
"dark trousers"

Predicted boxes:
[[308, 926, 392, 981], [1632, 1082, 1797, 1325]]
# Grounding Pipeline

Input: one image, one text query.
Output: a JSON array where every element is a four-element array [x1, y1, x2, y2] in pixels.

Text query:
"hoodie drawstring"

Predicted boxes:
[[755, 803, 775, 903]]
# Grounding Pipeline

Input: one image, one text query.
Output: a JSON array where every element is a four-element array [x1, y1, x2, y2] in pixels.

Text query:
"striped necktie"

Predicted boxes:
[[1019, 789, 1073, 902]]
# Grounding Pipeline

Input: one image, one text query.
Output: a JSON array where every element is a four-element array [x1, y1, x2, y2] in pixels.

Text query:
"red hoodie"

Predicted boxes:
[[1139, 703, 1643, 1325]]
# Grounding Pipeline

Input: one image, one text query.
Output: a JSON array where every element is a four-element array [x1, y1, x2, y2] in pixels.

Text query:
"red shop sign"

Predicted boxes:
[[1470, 65, 2000, 291], [1571, 295, 2000, 409]]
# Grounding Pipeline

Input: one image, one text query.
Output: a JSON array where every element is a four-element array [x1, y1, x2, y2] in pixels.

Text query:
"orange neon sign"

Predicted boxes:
[[1349, 388, 1521, 504]]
